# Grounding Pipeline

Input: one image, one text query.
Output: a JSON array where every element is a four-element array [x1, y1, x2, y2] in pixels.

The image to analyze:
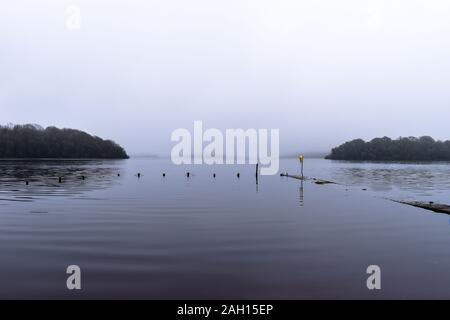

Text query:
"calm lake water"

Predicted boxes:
[[0, 158, 450, 299]]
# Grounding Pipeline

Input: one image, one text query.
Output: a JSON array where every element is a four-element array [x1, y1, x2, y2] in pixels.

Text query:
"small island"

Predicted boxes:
[[326, 136, 450, 161], [0, 124, 129, 159]]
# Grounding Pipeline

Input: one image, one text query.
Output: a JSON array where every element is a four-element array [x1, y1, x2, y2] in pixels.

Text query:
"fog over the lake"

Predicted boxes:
[[1, 0, 449, 156]]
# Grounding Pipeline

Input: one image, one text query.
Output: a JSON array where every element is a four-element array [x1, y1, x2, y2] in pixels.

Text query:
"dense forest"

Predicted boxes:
[[0, 124, 128, 159], [326, 136, 450, 161]]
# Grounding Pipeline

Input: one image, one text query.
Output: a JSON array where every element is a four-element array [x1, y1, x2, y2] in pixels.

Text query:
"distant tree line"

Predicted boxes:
[[326, 136, 450, 161], [0, 124, 129, 159]]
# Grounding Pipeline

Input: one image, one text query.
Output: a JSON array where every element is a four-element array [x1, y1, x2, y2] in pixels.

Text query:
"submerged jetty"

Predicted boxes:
[[279, 173, 337, 185], [391, 200, 450, 215], [281, 172, 450, 216], [280, 160, 450, 217]]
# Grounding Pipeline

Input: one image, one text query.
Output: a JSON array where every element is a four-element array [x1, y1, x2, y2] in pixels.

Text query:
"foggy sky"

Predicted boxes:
[[1, 0, 450, 156]]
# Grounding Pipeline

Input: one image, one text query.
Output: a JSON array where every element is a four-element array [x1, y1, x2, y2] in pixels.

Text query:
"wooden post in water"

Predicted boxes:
[[255, 163, 259, 184], [299, 155, 304, 179]]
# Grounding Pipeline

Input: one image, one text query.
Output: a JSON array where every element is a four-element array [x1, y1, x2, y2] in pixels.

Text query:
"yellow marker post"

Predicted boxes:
[[299, 155, 304, 179]]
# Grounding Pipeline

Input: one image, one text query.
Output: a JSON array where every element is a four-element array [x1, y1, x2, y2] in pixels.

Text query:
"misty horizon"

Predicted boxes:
[[2, 0, 450, 156], [2, 122, 448, 158]]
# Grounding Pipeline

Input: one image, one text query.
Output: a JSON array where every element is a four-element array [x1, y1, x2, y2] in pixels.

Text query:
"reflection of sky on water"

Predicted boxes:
[[328, 162, 450, 201], [0, 158, 449, 204], [279, 159, 450, 203], [0, 160, 124, 202], [1, 158, 450, 299]]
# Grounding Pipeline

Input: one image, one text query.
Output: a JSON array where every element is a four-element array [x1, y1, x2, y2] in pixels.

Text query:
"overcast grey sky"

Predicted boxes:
[[1, 0, 449, 155]]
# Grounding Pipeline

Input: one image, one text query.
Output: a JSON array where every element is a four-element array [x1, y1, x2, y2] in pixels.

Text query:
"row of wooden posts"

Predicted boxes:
[[23, 171, 249, 185], [22, 156, 305, 185]]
